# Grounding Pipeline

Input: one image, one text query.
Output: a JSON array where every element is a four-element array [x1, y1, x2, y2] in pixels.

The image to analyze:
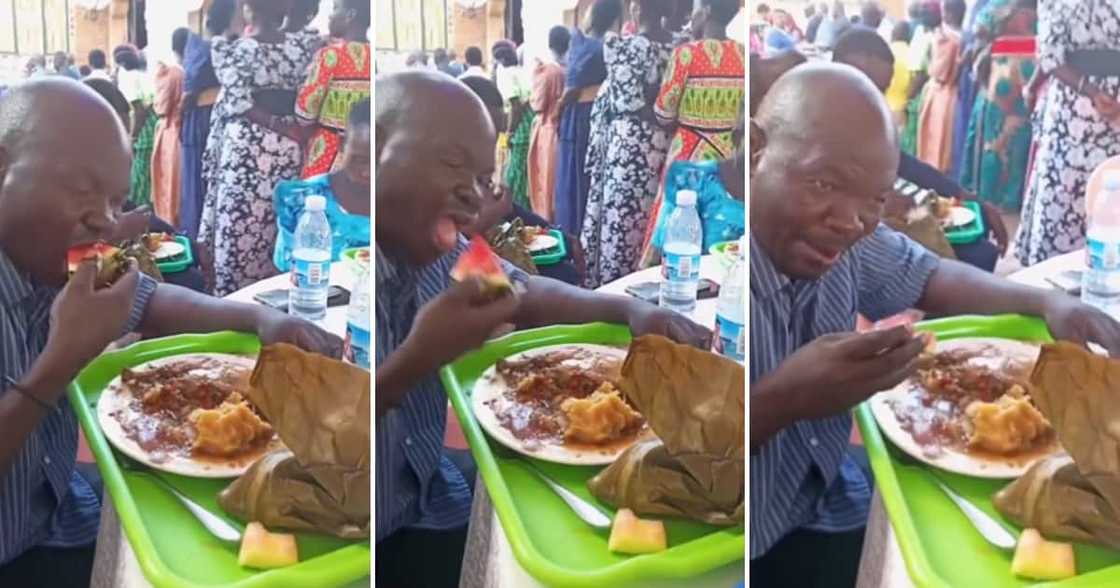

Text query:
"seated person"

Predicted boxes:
[[749, 63, 1120, 588], [644, 116, 745, 265], [374, 71, 708, 588], [273, 98, 371, 272], [83, 77, 207, 293], [460, 75, 584, 286]]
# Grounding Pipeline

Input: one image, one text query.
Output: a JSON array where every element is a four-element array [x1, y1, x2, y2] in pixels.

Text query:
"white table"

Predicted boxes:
[[91, 262, 367, 588], [855, 249, 1085, 588], [460, 256, 744, 588]]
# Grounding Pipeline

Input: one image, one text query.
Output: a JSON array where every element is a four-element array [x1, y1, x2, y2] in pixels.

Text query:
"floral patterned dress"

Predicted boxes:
[[580, 32, 674, 288], [296, 39, 371, 178], [200, 34, 316, 296], [1015, 0, 1120, 266]]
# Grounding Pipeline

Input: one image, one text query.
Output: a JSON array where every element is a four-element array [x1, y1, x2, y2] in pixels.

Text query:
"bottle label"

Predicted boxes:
[[291, 258, 328, 288], [662, 252, 701, 282], [1088, 237, 1120, 272], [344, 323, 371, 369], [714, 315, 745, 362]]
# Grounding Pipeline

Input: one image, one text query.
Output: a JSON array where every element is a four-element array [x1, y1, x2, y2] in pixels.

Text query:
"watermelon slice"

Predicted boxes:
[[67, 241, 162, 288], [450, 235, 512, 296]]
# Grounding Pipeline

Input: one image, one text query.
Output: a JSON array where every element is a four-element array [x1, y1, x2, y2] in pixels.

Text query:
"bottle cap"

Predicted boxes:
[[677, 190, 697, 207], [1104, 170, 1120, 191], [305, 195, 327, 211]]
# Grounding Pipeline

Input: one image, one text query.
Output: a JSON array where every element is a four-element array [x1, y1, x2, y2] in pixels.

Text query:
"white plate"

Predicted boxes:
[[869, 337, 1059, 479], [97, 353, 283, 478], [153, 240, 186, 260], [527, 234, 560, 253], [943, 206, 977, 228], [471, 343, 652, 466]]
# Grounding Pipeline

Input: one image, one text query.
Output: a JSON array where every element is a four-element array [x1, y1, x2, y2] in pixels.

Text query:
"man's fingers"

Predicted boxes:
[[860, 334, 926, 378], [104, 264, 141, 301], [863, 355, 923, 399], [68, 260, 99, 291], [836, 325, 912, 358]]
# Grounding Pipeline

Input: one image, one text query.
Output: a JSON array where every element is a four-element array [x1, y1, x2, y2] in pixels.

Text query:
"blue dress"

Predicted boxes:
[[553, 28, 607, 236], [273, 174, 370, 272], [179, 32, 219, 240], [648, 160, 744, 252]]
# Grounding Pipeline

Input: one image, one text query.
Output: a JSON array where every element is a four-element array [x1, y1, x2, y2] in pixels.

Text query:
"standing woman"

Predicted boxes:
[[115, 44, 156, 206], [641, 0, 744, 266], [553, 0, 621, 236], [294, 0, 371, 178], [179, 0, 237, 240], [200, 0, 317, 296], [526, 26, 571, 222], [916, 0, 966, 173], [1016, 0, 1120, 266], [150, 28, 187, 227], [958, 0, 1037, 212], [582, 0, 676, 288], [285, 0, 328, 63], [495, 41, 534, 210]]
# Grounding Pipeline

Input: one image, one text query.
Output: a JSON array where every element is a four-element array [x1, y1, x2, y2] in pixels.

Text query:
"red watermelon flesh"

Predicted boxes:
[[450, 235, 512, 295], [67, 242, 126, 287]]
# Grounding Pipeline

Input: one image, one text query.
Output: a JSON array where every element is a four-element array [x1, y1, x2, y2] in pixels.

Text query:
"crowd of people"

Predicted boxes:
[[396, 0, 745, 289], [15, 0, 372, 298], [753, 0, 1120, 272]]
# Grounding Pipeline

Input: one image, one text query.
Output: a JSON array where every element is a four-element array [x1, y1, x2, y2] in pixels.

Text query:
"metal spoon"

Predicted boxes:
[[933, 479, 1016, 551], [118, 456, 242, 543], [516, 456, 612, 529]]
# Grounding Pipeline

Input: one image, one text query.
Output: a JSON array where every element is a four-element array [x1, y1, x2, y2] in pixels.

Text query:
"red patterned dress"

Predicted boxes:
[[295, 40, 371, 178], [641, 38, 745, 264]]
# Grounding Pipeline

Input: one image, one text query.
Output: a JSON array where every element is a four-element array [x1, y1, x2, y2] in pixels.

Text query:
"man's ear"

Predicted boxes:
[[749, 119, 766, 172]]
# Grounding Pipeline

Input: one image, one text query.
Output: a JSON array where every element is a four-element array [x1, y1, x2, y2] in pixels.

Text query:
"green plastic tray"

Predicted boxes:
[[69, 332, 370, 588], [855, 314, 1120, 587], [155, 235, 195, 274], [439, 323, 744, 588], [530, 229, 568, 266], [944, 201, 985, 245]]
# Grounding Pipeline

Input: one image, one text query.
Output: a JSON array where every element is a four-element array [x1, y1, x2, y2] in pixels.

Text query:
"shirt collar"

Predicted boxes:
[[0, 247, 40, 308], [750, 233, 791, 300]]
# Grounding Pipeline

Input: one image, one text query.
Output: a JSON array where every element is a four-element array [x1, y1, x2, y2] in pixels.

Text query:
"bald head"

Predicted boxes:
[[0, 78, 132, 285], [751, 63, 900, 280], [376, 70, 494, 142]]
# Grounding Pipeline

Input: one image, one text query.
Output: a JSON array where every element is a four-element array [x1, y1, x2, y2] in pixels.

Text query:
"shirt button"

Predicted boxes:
[[43, 455, 51, 465], [404, 437, 413, 447], [809, 437, 820, 448]]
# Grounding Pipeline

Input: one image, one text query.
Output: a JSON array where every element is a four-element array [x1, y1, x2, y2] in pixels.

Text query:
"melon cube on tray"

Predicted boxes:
[[608, 508, 667, 555], [238, 522, 299, 569], [1011, 528, 1076, 581]]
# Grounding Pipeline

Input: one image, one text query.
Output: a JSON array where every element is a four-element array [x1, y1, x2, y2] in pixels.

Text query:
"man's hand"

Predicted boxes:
[[255, 310, 344, 358], [1042, 294, 1120, 357], [770, 326, 926, 421], [626, 303, 712, 349], [46, 261, 140, 376], [402, 278, 520, 369]]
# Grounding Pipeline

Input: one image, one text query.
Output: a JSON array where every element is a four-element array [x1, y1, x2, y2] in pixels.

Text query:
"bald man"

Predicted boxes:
[[0, 79, 341, 585], [374, 70, 710, 587], [749, 64, 1120, 588]]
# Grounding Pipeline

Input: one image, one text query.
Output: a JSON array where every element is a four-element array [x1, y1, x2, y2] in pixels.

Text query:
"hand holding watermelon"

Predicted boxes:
[[404, 276, 520, 370], [46, 259, 141, 375]]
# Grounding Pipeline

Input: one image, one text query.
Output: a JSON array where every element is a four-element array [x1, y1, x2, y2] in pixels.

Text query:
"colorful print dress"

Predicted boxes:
[[296, 40, 371, 178]]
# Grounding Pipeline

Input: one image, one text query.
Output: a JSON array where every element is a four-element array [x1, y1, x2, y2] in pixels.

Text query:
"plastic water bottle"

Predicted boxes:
[[344, 259, 370, 369], [715, 236, 745, 362], [1082, 170, 1120, 317], [289, 195, 332, 320], [659, 190, 703, 314]]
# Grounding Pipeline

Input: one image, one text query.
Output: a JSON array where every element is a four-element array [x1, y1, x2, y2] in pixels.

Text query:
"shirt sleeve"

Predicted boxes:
[[1037, 0, 1073, 74], [654, 44, 690, 125], [124, 273, 159, 335], [213, 38, 256, 116], [855, 225, 940, 321], [296, 46, 334, 123]]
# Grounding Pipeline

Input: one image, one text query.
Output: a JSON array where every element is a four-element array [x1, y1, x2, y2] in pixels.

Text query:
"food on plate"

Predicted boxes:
[[190, 393, 274, 457], [589, 336, 745, 526], [110, 355, 271, 463], [238, 522, 299, 569], [219, 344, 371, 539], [886, 340, 1053, 459], [931, 195, 958, 219], [484, 218, 538, 275], [1011, 529, 1076, 581], [68, 241, 162, 287], [607, 508, 667, 555], [450, 235, 513, 295], [485, 345, 641, 449], [560, 383, 643, 444], [141, 232, 172, 252]]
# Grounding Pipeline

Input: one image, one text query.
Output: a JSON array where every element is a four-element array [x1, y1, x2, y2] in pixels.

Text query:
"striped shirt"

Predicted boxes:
[[375, 240, 526, 541], [0, 251, 157, 565], [749, 225, 939, 558]]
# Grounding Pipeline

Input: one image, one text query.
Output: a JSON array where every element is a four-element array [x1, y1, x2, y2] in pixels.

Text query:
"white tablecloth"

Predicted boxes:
[[91, 262, 366, 588], [856, 249, 1085, 588], [460, 256, 744, 588]]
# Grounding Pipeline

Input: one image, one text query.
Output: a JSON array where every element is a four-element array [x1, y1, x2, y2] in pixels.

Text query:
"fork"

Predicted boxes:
[[117, 455, 242, 543]]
